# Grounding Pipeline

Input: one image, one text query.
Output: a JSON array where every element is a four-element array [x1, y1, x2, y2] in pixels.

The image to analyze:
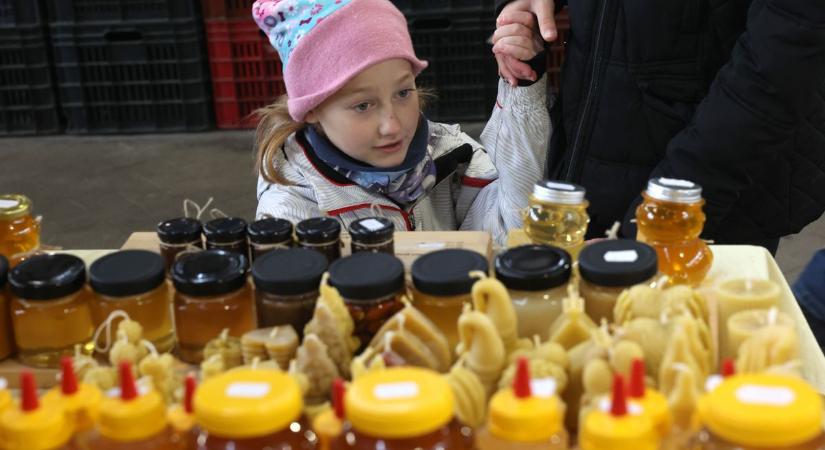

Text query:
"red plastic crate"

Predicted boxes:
[[201, 0, 254, 20], [206, 19, 286, 129]]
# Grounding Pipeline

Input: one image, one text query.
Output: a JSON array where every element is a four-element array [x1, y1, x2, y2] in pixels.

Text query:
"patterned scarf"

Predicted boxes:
[[305, 116, 436, 206]]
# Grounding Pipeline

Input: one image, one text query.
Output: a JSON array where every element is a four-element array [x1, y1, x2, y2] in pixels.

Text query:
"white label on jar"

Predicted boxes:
[[374, 382, 419, 400], [735, 385, 795, 407], [0, 199, 19, 209], [544, 181, 575, 191], [359, 218, 386, 232], [604, 250, 639, 263], [659, 178, 695, 188], [226, 382, 271, 398], [0, 378, 6, 390], [531, 378, 557, 398]]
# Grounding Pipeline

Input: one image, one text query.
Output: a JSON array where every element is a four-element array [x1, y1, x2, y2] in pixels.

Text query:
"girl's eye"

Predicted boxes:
[[398, 89, 414, 99], [353, 102, 371, 112]]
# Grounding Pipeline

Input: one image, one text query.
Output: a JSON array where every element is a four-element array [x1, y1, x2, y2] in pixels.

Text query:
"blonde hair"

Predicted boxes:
[[254, 88, 435, 185]]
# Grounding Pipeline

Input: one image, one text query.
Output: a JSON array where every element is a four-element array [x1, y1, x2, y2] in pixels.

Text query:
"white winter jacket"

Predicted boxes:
[[256, 76, 551, 245]]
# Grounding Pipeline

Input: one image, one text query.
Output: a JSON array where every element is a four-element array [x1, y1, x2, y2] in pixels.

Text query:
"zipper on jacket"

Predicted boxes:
[[564, 0, 611, 181]]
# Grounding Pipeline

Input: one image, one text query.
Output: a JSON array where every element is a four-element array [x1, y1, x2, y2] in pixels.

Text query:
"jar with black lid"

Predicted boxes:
[[247, 218, 294, 263], [295, 217, 341, 263], [349, 217, 395, 255], [156, 218, 203, 273]]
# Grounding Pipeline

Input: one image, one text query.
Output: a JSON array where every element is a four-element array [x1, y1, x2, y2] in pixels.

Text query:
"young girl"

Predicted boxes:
[[252, 0, 550, 245]]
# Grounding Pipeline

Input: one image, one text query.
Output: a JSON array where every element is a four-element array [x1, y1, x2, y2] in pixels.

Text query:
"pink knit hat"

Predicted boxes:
[[252, 0, 428, 122]]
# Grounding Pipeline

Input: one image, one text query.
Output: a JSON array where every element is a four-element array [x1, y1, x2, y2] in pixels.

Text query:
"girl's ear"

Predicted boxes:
[[305, 109, 320, 124]]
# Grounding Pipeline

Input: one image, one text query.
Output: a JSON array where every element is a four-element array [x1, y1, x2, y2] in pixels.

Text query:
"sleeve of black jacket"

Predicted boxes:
[[629, 0, 825, 240]]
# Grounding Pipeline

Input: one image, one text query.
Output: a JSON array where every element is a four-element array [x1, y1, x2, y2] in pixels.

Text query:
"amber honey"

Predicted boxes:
[[0, 255, 13, 360], [522, 182, 589, 259], [635, 178, 713, 286], [0, 195, 41, 264], [9, 254, 94, 368], [172, 250, 256, 363]]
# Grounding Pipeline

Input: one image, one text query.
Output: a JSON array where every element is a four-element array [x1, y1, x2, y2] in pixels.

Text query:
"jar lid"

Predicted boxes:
[[171, 250, 247, 297], [0, 254, 8, 289], [644, 178, 702, 204], [578, 240, 658, 287], [698, 373, 823, 448], [247, 218, 293, 244], [489, 387, 564, 442], [89, 250, 166, 297], [346, 367, 454, 439], [295, 217, 341, 244], [495, 245, 571, 291], [156, 217, 202, 244], [580, 409, 658, 450], [328, 252, 404, 300], [348, 217, 395, 243], [411, 249, 489, 296], [0, 194, 32, 221], [204, 217, 248, 243], [9, 254, 86, 301], [532, 180, 586, 205], [252, 249, 328, 296], [195, 369, 303, 439]]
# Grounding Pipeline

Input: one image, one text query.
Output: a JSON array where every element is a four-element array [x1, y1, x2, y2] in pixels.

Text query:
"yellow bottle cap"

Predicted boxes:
[[580, 373, 658, 450], [0, 194, 31, 221], [488, 359, 563, 443], [698, 373, 823, 447], [194, 369, 303, 439], [0, 380, 11, 413], [98, 363, 167, 442], [1, 372, 73, 450], [629, 358, 672, 437], [313, 408, 344, 450], [488, 389, 563, 442], [168, 374, 197, 433], [42, 384, 102, 432], [167, 405, 197, 433], [346, 367, 454, 439]]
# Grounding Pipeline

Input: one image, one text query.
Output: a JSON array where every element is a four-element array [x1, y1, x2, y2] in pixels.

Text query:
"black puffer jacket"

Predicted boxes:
[[496, 0, 825, 244]]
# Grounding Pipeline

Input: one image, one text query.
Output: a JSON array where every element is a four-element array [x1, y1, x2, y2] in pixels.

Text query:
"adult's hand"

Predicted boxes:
[[493, 0, 557, 86]]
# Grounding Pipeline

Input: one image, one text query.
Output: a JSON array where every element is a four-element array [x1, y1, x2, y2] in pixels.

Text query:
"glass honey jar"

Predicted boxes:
[[523, 181, 590, 259], [635, 178, 713, 286], [0, 194, 41, 264], [296, 217, 342, 263], [411, 249, 489, 350], [247, 217, 294, 263], [171, 250, 256, 364], [193, 369, 316, 449], [335, 367, 472, 450], [252, 248, 327, 336], [8, 253, 95, 368], [0, 255, 13, 361], [495, 245, 571, 340], [204, 218, 250, 270], [88, 250, 175, 353], [695, 374, 825, 450], [349, 217, 395, 255], [328, 252, 405, 349], [157, 217, 203, 274], [578, 240, 659, 324]]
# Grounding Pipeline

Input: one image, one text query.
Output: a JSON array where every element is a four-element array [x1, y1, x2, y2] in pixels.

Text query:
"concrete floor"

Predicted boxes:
[[1, 126, 824, 284]]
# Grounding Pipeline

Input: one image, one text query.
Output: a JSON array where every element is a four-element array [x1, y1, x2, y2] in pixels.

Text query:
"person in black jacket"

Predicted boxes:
[[492, 0, 825, 254]]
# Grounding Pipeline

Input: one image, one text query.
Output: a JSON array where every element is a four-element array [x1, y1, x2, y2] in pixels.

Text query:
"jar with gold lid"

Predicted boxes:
[[0, 194, 41, 264]]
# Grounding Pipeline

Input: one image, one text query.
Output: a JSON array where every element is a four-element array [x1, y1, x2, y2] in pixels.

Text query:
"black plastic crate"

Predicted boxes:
[[409, 14, 498, 122], [0, 0, 43, 27], [393, 0, 495, 15], [51, 21, 212, 134], [0, 25, 61, 136], [45, 0, 199, 25]]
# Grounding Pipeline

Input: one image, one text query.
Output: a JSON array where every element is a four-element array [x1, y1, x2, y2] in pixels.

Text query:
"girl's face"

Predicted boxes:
[[306, 59, 421, 169]]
